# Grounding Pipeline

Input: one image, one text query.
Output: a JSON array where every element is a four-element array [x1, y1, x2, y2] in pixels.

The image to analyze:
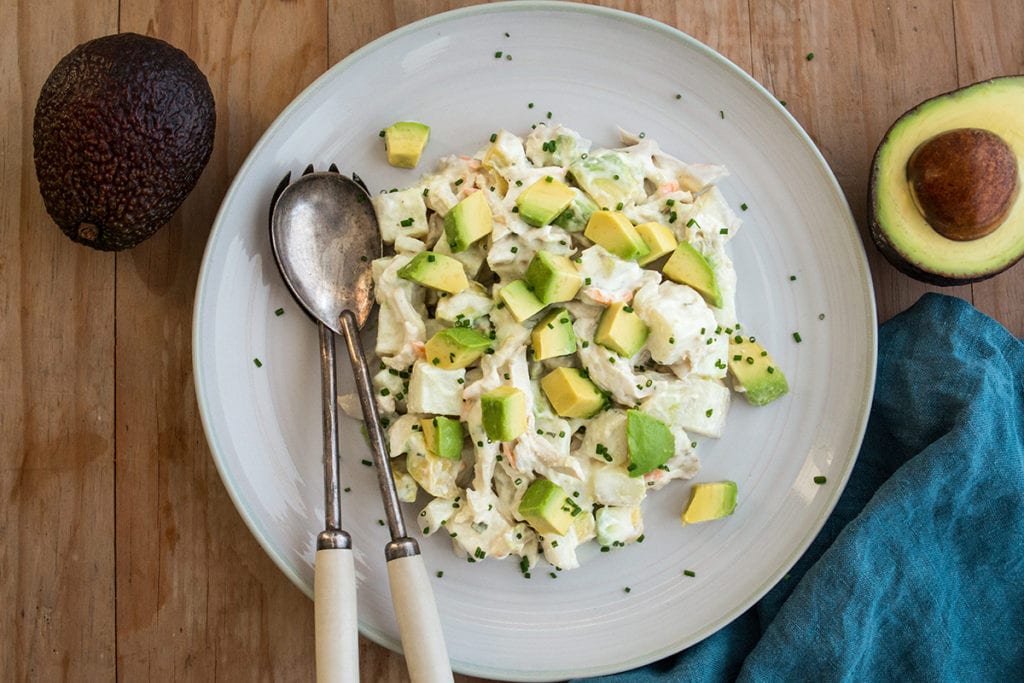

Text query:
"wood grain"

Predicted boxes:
[[2, 2, 119, 680], [112, 1, 328, 680], [1, 2, 1022, 683]]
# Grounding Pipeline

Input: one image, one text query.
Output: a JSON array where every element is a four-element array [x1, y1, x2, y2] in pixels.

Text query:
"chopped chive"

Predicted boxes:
[[814, 475, 827, 484], [806, 52, 815, 61], [494, 51, 503, 58], [793, 331, 803, 343], [274, 308, 284, 316], [362, 459, 372, 466], [253, 358, 263, 368], [683, 569, 696, 577], [740, 202, 748, 211]]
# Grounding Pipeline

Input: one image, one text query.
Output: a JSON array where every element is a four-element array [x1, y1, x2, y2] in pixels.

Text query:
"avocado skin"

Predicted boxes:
[[867, 76, 1024, 285], [33, 33, 215, 251]]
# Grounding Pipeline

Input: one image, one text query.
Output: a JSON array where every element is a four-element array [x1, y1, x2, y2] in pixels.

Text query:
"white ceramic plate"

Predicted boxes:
[[193, 3, 876, 680]]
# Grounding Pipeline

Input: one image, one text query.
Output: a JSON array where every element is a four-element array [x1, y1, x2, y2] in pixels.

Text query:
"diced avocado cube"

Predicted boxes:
[[518, 478, 577, 536], [595, 302, 648, 357], [625, 409, 675, 478], [423, 327, 491, 370], [420, 416, 464, 460], [524, 250, 582, 304], [515, 177, 576, 227], [552, 187, 599, 233], [443, 190, 493, 252], [397, 251, 469, 294], [635, 221, 679, 265], [481, 385, 528, 442], [568, 151, 641, 210], [728, 335, 789, 406], [662, 242, 722, 307], [384, 121, 430, 169], [531, 308, 577, 361], [540, 367, 607, 419], [498, 279, 546, 322], [681, 481, 738, 525], [583, 211, 649, 260]]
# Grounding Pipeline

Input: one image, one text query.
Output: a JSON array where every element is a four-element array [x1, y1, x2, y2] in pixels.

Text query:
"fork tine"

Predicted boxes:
[[351, 172, 370, 196], [269, 171, 292, 228]]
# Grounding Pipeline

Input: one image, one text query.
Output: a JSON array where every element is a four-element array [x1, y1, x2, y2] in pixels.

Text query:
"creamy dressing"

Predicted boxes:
[[367, 124, 750, 571]]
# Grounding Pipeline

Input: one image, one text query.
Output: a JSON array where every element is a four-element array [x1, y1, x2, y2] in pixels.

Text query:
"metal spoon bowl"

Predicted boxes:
[[269, 170, 452, 683]]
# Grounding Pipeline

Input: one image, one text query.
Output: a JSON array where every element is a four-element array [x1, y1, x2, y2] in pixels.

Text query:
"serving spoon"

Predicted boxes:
[[270, 168, 452, 683]]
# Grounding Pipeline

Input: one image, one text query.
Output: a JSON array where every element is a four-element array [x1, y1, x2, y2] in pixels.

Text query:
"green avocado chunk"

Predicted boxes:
[[397, 252, 469, 294], [662, 242, 723, 308], [384, 121, 430, 168], [423, 327, 491, 370], [444, 190, 493, 252], [869, 76, 1024, 285], [518, 478, 578, 536], [728, 335, 789, 406], [420, 416, 464, 460], [498, 279, 546, 322], [552, 187, 599, 233], [625, 410, 675, 477], [515, 177, 576, 227], [481, 386, 527, 442], [584, 211, 650, 260], [531, 308, 577, 360], [524, 250, 582, 304], [540, 367, 607, 419], [594, 302, 648, 357], [681, 481, 738, 525], [33, 33, 215, 251]]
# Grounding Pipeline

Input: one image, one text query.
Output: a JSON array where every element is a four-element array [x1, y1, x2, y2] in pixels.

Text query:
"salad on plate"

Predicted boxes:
[[364, 123, 788, 574]]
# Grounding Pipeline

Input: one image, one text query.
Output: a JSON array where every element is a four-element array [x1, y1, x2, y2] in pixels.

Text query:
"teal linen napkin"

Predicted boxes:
[[575, 293, 1024, 682]]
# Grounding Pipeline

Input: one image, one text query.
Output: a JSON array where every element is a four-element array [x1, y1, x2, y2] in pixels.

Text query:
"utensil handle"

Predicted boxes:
[[386, 553, 453, 683], [315, 547, 359, 683]]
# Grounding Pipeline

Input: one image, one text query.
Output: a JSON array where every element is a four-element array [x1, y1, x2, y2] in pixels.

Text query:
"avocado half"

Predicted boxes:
[[868, 76, 1024, 285], [33, 33, 215, 251]]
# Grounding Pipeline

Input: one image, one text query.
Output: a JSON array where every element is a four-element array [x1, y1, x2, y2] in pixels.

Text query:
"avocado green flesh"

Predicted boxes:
[[625, 410, 675, 477], [33, 33, 215, 251], [518, 479, 575, 536], [682, 481, 738, 524], [870, 76, 1024, 284], [481, 386, 527, 442]]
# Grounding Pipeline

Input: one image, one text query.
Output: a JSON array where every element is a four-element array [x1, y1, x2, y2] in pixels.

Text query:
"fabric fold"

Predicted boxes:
[[575, 293, 1024, 683]]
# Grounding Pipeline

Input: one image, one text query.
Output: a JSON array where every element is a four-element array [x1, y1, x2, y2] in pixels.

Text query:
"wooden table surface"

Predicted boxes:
[[3, 1, 1022, 681]]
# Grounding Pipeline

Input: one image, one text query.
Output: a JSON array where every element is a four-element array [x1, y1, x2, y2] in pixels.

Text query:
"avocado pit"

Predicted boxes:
[[906, 127, 1019, 241]]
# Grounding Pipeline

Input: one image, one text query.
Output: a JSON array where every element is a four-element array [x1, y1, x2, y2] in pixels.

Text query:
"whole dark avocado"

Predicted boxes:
[[868, 76, 1024, 285], [33, 33, 215, 251]]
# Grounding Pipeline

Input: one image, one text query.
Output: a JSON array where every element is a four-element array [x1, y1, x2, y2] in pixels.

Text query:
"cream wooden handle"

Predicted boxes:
[[386, 554, 453, 683], [315, 548, 359, 683]]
